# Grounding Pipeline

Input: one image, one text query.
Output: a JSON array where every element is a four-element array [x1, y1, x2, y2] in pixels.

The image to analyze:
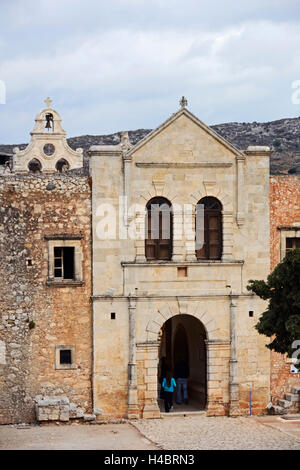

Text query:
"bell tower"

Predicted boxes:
[[13, 98, 83, 173]]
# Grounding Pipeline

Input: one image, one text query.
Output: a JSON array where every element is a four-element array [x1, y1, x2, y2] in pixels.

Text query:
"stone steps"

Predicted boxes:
[[271, 405, 287, 415], [278, 399, 293, 408], [273, 387, 300, 415], [35, 395, 95, 422], [285, 393, 299, 402]]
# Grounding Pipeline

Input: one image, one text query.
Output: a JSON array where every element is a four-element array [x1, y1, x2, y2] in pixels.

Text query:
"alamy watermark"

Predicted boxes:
[[0, 80, 6, 104], [95, 197, 205, 248], [292, 340, 300, 366], [291, 80, 300, 105]]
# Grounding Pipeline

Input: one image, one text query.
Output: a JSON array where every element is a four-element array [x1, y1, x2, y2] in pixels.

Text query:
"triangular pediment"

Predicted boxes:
[[126, 108, 244, 162]]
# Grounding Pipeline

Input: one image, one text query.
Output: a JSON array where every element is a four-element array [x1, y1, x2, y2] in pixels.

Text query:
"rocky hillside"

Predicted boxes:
[[213, 117, 300, 175], [1, 117, 300, 174]]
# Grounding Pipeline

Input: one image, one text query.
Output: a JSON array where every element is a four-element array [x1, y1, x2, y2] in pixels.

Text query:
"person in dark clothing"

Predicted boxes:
[[161, 370, 176, 412], [174, 358, 189, 404], [159, 356, 168, 399]]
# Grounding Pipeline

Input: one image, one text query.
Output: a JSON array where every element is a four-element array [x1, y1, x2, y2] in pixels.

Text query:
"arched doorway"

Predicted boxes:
[[158, 314, 207, 412]]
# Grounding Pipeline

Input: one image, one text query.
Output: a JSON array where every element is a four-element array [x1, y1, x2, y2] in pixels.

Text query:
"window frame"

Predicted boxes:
[[55, 345, 76, 370], [45, 235, 84, 286], [278, 227, 300, 261], [285, 237, 300, 252], [53, 246, 75, 280], [145, 197, 173, 261], [195, 197, 223, 261]]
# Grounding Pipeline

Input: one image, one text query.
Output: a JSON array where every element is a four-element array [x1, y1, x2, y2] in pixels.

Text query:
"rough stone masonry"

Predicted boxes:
[[0, 173, 92, 424]]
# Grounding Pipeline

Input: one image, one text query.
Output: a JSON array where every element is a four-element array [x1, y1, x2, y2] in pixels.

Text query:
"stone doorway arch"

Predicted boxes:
[[136, 302, 231, 419], [158, 314, 207, 412]]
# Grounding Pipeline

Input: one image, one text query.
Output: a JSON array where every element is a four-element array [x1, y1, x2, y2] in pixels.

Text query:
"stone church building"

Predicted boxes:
[[0, 99, 299, 423]]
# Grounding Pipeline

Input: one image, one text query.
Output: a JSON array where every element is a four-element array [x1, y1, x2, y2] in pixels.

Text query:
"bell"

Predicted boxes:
[[45, 113, 53, 130]]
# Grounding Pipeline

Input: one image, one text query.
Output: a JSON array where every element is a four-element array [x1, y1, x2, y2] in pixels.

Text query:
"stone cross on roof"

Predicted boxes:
[[44, 97, 52, 108], [179, 96, 188, 108]]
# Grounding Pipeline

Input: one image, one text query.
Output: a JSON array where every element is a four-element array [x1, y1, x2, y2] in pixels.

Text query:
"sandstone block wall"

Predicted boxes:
[[91, 109, 271, 418]]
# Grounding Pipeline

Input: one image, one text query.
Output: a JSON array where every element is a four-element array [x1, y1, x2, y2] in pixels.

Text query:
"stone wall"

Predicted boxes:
[[270, 175, 300, 403], [0, 173, 92, 424]]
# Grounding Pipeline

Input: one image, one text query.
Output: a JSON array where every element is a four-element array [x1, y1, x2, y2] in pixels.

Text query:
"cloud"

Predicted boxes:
[[0, 1, 300, 142]]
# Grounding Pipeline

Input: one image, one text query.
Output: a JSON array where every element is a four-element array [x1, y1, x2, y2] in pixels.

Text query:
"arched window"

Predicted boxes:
[[28, 158, 42, 173], [145, 197, 172, 260], [196, 197, 222, 260], [56, 158, 70, 173]]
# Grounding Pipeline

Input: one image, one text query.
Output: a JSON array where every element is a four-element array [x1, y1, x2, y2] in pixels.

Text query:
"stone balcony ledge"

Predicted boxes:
[[121, 260, 244, 267]]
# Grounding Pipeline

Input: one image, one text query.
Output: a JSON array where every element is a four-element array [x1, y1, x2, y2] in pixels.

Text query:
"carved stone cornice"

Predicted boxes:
[[135, 162, 233, 168]]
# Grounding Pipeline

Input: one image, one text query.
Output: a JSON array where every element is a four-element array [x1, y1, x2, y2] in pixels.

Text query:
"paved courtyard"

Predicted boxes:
[[0, 422, 156, 450], [133, 415, 300, 450], [0, 415, 300, 450]]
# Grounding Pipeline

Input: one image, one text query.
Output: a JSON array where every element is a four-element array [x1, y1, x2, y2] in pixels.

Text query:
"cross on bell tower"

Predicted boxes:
[[44, 97, 52, 108]]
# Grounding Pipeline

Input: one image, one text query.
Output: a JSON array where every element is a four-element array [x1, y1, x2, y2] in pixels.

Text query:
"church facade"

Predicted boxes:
[[90, 104, 271, 418], [0, 99, 299, 423]]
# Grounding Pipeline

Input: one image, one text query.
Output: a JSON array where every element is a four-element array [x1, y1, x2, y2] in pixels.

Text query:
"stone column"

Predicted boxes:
[[229, 294, 240, 416], [205, 340, 230, 416], [172, 206, 184, 261], [137, 342, 160, 419], [135, 240, 146, 262], [135, 207, 147, 262], [222, 211, 234, 261], [123, 154, 131, 235], [236, 156, 245, 227], [127, 295, 139, 419], [172, 240, 184, 261], [185, 206, 197, 261]]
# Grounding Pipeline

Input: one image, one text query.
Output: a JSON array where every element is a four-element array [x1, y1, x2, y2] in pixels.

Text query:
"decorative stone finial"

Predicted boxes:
[[179, 96, 188, 108], [120, 131, 131, 151], [44, 97, 52, 108]]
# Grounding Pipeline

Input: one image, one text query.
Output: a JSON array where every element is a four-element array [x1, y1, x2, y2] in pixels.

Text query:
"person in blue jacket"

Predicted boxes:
[[161, 370, 177, 412]]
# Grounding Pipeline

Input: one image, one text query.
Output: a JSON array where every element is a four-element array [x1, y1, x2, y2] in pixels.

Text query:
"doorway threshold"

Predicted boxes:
[[160, 410, 206, 417]]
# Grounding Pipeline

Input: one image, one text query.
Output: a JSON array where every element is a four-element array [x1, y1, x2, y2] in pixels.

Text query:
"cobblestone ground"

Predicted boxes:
[[133, 416, 300, 450]]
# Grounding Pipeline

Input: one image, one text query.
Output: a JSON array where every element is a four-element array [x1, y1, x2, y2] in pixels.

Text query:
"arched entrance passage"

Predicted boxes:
[[158, 314, 207, 411], [173, 324, 189, 367]]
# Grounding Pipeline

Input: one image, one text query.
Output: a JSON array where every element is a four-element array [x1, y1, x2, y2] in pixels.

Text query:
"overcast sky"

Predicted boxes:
[[1, 0, 300, 143]]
